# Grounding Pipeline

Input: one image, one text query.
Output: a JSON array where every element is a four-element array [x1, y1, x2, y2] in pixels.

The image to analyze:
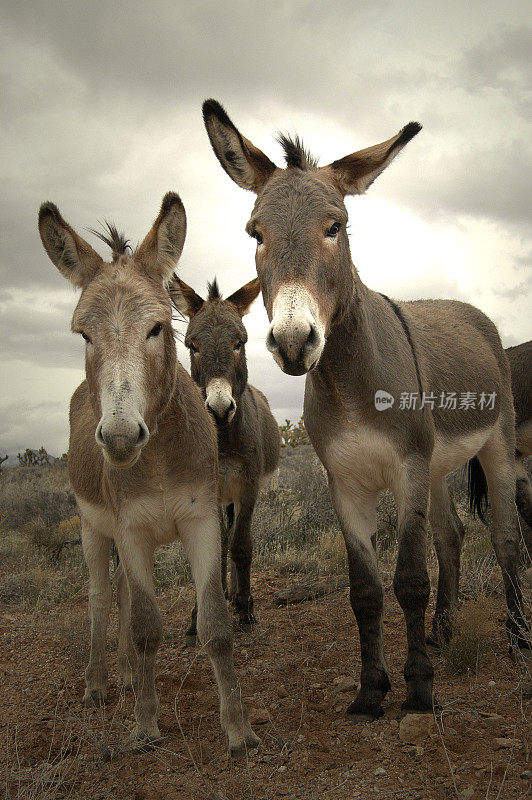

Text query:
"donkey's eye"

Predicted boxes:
[[147, 323, 162, 338], [80, 332, 92, 344], [233, 341, 242, 352], [326, 222, 341, 238], [251, 231, 263, 245], [190, 343, 199, 355]]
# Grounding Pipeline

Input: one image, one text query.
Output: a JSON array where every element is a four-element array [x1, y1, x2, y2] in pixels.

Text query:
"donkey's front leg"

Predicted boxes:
[[81, 520, 112, 707], [115, 532, 162, 745], [180, 512, 260, 756], [329, 479, 390, 721], [229, 491, 257, 627], [393, 457, 434, 711]]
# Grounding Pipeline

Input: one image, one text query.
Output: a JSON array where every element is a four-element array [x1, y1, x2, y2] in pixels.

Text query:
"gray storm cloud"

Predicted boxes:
[[1, 0, 530, 456]]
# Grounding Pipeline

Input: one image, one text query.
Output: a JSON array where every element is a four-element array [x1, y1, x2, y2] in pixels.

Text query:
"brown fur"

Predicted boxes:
[[508, 341, 532, 529], [38, 194, 259, 755], [202, 100, 529, 721], [170, 275, 281, 627]]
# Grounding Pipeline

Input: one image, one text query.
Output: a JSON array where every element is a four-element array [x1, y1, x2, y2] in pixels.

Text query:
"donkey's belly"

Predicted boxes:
[[218, 456, 246, 506], [430, 428, 492, 479]]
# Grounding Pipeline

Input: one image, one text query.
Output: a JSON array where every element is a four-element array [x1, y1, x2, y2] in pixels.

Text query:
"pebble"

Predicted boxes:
[[494, 737, 521, 749], [399, 713, 435, 743], [249, 707, 270, 725], [488, 680, 496, 687], [374, 767, 386, 776], [333, 676, 354, 693], [521, 770, 532, 779], [278, 765, 287, 773]]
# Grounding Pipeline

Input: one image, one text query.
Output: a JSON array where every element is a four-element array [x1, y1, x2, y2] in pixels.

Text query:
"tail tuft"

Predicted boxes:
[[467, 456, 489, 522]]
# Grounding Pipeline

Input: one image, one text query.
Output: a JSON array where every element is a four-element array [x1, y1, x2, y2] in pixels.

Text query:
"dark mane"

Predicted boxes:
[[276, 133, 318, 169], [207, 277, 222, 300], [88, 222, 131, 260]]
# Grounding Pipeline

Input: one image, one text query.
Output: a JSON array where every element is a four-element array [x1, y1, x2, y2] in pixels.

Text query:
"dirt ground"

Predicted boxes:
[[1, 568, 531, 800]]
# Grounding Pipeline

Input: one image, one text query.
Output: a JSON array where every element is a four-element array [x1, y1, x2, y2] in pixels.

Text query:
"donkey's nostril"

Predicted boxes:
[[95, 421, 105, 445], [305, 324, 319, 350], [228, 399, 236, 413], [135, 421, 150, 447], [266, 328, 279, 352]]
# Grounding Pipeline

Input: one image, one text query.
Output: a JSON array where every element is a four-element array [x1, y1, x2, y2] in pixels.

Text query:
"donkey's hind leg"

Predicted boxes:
[[427, 479, 465, 647], [229, 491, 258, 627], [116, 562, 138, 689], [478, 427, 530, 650], [180, 511, 260, 756], [185, 506, 228, 646], [81, 519, 112, 707], [329, 478, 390, 722], [516, 457, 532, 530], [393, 455, 434, 711]]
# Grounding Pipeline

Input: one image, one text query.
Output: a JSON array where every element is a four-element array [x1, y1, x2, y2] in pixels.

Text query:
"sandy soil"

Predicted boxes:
[[1, 571, 531, 800]]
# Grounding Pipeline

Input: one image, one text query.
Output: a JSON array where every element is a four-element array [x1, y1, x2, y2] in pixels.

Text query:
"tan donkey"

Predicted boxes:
[[38, 193, 259, 755], [202, 100, 530, 722]]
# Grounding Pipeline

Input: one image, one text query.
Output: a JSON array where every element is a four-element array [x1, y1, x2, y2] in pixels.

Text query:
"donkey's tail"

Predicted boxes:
[[467, 456, 489, 523]]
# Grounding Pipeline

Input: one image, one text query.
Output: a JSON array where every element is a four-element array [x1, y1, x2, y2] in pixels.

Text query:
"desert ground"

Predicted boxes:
[[1, 445, 531, 800]]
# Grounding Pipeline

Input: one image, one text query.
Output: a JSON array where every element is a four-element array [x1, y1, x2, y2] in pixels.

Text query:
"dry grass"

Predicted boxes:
[[1, 452, 531, 799], [0, 462, 76, 528], [442, 594, 496, 675]]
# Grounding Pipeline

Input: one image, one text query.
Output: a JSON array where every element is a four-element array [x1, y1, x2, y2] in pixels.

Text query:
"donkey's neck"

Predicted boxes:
[[308, 278, 387, 412]]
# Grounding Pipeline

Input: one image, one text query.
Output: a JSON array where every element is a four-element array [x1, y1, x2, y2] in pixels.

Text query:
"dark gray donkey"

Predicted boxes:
[[171, 276, 281, 629], [432, 340, 532, 645], [508, 341, 532, 529], [201, 99, 530, 722]]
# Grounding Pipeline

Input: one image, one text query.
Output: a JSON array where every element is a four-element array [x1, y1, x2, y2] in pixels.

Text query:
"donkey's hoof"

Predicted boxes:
[[348, 710, 384, 723], [229, 728, 261, 758], [125, 725, 162, 752], [238, 614, 257, 630], [82, 687, 107, 707], [347, 693, 384, 722], [401, 681, 434, 713]]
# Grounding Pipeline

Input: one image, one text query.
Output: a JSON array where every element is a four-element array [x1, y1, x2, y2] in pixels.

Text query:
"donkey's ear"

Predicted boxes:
[[38, 203, 103, 289], [203, 99, 276, 193], [227, 277, 261, 317], [168, 275, 204, 318], [136, 192, 187, 283], [324, 122, 422, 196]]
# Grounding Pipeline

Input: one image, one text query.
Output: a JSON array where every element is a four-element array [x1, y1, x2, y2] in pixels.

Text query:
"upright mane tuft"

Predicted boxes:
[[89, 222, 131, 260], [276, 133, 318, 169], [207, 277, 222, 300]]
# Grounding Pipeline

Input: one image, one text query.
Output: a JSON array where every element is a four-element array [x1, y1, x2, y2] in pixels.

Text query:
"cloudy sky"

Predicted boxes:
[[1, 0, 530, 458]]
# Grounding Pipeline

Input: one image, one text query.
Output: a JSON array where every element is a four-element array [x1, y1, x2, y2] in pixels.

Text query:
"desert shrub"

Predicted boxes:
[[0, 569, 45, 605], [17, 446, 51, 466], [443, 594, 495, 674], [154, 541, 191, 592], [0, 462, 76, 526], [279, 417, 311, 448], [316, 528, 348, 574], [376, 490, 398, 551], [25, 520, 81, 564]]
